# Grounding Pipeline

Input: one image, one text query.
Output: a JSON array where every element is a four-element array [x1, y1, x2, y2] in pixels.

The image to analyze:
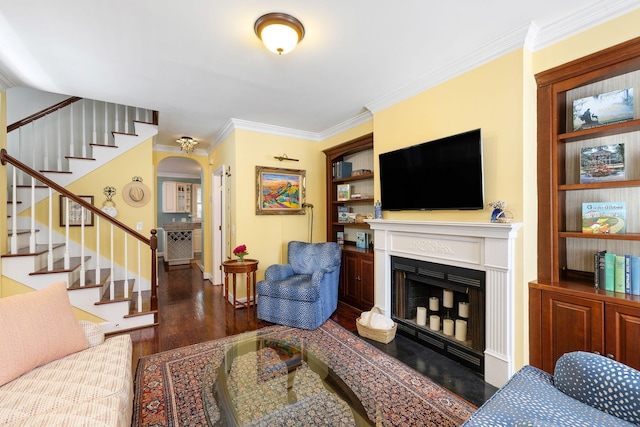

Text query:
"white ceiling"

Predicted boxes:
[[0, 0, 638, 153]]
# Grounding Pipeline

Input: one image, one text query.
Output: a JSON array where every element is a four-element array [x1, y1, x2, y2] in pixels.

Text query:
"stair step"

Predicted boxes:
[[16, 184, 47, 188], [95, 279, 135, 305], [29, 256, 91, 275], [2, 243, 64, 258], [6, 229, 39, 236], [65, 156, 96, 161], [125, 290, 156, 317], [112, 131, 138, 137], [68, 268, 112, 289], [90, 143, 119, 149], [7, 200, 22, 204], [39, 170, 72, 174]]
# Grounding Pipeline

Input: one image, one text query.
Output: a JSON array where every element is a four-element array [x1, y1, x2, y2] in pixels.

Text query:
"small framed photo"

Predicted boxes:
[[337, 184, 351, 201], [256, 166, 306, 215], [59, 195, 94, 227]]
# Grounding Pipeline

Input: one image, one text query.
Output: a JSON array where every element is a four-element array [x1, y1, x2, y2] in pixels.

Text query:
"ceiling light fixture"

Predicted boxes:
[[254, 12, 305, 55], [176, 136, 198, 153]]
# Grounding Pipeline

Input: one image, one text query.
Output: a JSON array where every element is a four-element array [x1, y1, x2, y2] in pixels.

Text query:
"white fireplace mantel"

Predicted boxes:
[[367, 219, 522, 387]]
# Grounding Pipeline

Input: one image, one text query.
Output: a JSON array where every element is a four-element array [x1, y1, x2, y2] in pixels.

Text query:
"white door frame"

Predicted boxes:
[[211, 165, 226, 285]]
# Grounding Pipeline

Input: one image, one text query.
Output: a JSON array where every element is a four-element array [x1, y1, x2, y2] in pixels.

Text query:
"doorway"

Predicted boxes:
[[211, 166, 226, 285]]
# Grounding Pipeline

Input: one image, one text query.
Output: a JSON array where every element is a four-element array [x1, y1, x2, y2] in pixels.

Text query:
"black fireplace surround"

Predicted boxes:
[[391, 256, 485, 375]]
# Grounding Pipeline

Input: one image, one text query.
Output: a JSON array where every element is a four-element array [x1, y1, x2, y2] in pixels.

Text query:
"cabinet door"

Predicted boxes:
[[359, 255, 374, 310], [162, 181, 177, 213], [541, 292, 604, 373], [605, 304, 640, 371], [341, 251, 359, 307]]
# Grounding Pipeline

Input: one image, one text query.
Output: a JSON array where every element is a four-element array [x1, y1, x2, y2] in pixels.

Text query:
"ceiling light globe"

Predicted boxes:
[[260, 24, 299, 55]]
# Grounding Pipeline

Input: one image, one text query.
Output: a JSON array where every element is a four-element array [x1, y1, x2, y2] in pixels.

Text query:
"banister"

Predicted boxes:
[[1, 148, 151, 245], [7, 97, 83, 133]]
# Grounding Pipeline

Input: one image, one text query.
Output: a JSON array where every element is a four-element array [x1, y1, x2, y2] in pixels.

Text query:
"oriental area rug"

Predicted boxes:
[[132, 320, 475, 426]]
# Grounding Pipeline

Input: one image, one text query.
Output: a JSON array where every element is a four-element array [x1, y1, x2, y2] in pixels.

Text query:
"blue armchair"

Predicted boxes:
[[256, 241, 342, 330]]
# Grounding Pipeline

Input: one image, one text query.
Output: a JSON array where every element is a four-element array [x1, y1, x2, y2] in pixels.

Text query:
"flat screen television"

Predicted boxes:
[[379, 129, 484, 211]]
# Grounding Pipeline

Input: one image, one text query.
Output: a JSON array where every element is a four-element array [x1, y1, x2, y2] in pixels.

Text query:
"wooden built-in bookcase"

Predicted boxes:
[[530, 37, 640, 373]]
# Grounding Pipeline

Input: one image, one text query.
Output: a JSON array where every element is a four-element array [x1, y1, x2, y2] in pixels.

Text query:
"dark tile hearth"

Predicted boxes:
[[362, 330, 497, 408]]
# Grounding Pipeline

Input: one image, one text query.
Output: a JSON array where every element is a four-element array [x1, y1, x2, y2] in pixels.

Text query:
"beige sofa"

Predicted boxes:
[[0, 283, 133, 427]]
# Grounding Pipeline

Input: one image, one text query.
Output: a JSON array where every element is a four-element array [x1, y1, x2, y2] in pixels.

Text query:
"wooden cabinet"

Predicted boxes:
[[531, 37, 640, 373], [162, 181, 192, 213], [341, 247, 374, 311], [323, 134, 375, 310]]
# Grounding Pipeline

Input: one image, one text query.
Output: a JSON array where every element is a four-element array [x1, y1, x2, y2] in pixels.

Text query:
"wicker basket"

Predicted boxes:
[[356, 306, 397, 344]]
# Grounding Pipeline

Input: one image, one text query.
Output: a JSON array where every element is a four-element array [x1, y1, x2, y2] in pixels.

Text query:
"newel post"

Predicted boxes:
[[150, 229, 158, 316]]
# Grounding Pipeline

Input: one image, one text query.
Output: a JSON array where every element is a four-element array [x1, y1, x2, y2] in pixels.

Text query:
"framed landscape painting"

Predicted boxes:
[[255, 166, 306, 215]]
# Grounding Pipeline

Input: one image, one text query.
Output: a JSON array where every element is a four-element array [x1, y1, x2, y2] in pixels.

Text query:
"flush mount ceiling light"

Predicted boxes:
[[254, 12, 305, 55], [176, 136, 198, 153]]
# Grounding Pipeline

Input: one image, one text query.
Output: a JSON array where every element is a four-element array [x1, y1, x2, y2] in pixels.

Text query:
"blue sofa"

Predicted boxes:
[[462, 352, 640, 427], [256, 241, 341, 330]]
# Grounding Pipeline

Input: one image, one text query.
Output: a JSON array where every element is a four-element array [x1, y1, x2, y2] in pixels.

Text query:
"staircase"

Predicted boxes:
[[2, 97, 159, 333]]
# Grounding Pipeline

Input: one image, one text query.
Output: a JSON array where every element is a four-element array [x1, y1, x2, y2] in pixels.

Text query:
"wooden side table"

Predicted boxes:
[[222, 259, 259, 309]]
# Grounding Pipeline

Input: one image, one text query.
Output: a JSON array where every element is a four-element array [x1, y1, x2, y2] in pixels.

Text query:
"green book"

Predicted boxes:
[[604, 253, 616, 291], [615, 255, 626, 293]]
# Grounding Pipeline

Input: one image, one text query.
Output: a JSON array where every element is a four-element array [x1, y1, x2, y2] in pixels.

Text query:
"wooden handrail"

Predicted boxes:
[[1, 148, 150, 244], [7, 97, 83, 133]]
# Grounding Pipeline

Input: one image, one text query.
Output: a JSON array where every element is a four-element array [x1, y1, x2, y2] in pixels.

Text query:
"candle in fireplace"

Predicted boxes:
[[458, 302, 469, 318], [429, 297, 439, 311], [416, 307, 427, 326], [429, 315, 440, 331], [455, 319, 468, 342], [443, 318, 454, 336], [443, 290, 454, 308]]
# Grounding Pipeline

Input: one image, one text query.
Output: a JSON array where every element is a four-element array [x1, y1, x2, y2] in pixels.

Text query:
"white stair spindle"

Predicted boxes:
[[18, 127, 24, 186], [10, 166, 18, 254], [137, 240, 142, 312], [124, 233, 129, 298], [29, 177, 36, 252], [80, 206, 86, 287], [56, 109, 62, 171], [69, 103, 75, 158], [104, 102, 109, 145], [64, 197, 70, 269], [95, 219, 101, 284], [114, 104, 119, 133], [82, 100, 87, 157], [135, 108, 140, 122], [124, 106, 129, 134], [47, 188, 53, 271], [44, 114, 49, 171], [92, 99, 97, 146], [110, 224, 115, 300]]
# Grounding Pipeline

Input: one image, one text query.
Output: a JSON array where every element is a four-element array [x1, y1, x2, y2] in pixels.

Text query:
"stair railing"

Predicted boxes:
[[1, 149, 158, 316], [6, 97, 157, 187]]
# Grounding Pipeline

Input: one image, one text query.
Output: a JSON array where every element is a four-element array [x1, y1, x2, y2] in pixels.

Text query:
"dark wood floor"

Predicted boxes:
[[121, 260, 495, 408]]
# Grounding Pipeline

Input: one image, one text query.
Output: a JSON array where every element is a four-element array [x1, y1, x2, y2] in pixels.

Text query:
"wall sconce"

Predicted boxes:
[[101, 186, 118, 217], [254, 13, 305, 55]]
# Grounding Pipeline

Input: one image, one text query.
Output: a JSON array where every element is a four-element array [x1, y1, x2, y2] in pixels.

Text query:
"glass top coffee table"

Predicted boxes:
[[202, 337, 373, 426]]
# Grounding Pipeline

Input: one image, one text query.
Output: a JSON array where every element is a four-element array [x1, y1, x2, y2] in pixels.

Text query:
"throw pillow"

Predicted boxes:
[[0, 281, 89, 386]]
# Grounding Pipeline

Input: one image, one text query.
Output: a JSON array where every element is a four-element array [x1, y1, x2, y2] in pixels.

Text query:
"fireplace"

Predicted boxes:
[[391, 256, 485, 374], [368, 219, 521, 387]]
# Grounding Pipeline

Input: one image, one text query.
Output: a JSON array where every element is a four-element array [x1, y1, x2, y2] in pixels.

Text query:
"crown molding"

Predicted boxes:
[[526, 0, 640, 51], [365, 24, 530, 114], [0, 68, 17, 91], [318, 110, 373, 141]]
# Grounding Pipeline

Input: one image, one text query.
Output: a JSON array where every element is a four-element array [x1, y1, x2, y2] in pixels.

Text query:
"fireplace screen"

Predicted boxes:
[[391, 256, 485, 373]]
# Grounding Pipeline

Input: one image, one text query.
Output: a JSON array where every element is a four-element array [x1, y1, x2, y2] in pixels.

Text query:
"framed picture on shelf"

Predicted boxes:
[[582, 202, 626, 234], [59, 195, 94, 227], [580, 143, 625, 183], [572, 88, 634, 131], [336, 231, 344, 245], [337, 184, 351, 201], [255, 166, 306, 215]]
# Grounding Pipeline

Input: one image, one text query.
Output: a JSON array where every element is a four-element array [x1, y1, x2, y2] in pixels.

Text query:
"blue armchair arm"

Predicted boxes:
[[265, 264, 294, 281], [554, 351, 640, 425], [310, 266, 340, 284]]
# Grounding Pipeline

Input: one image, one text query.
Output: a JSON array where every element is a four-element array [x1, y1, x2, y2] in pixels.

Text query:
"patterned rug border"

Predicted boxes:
[[132, 320, 475, 426]]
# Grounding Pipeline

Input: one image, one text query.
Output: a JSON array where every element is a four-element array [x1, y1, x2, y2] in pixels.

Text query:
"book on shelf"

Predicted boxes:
[[614, 255, 626, 294], [336, 231, 344, 245], [580, 143, 625, 184], [625, 255, 632, 294], [333, 161, 352, 179], [356, 232, 368, 249], [604, 252, 616, 292], [337, 184, 351, 201], [582, 202, 626, 234], [632, 256, 640, 296], [593, 250, 606, 289], [337, 206, 349, 223]]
